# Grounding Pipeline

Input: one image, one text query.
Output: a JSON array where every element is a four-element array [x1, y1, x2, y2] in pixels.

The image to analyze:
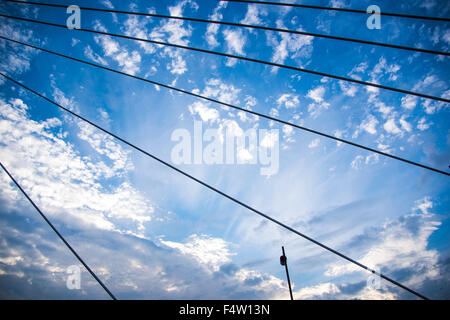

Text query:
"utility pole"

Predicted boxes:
[[280, 246, 294, 300]]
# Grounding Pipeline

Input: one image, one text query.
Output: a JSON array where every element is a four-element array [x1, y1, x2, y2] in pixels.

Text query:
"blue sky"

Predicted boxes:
[[0, 0, 449, 299]]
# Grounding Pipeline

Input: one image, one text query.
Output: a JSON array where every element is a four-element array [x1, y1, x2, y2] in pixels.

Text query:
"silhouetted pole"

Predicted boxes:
[[280, 246, 294, 300]]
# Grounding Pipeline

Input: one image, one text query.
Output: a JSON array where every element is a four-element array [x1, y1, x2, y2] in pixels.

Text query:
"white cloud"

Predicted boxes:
[[308, 138, 320, 148], [223, 29, 246, 56], [370, 57, 401, 82], [365, 153, 379, 165], [401, 95, 418, 110], [51, 81, 77, 111], [421, 97, 447, 115], [307, 102, 330, 119], [399, 116, 412, 132], [165, 49, 187, 74], [93, 22, 142, 75], [0, 256, 24, 266], [0, 20, 37, 84], [0, 220, 291, 299], [343, 286, 396, 300], [149, 0, 195, 46], [260, 131, 278, 149], [349, 62, 368, 79], [169, 0, 198, 16], [269, 108, 279, 117], [101, 0, 114, 9], [147, 1, 196, 75], [329, 0, 346, 8], [115, 50, 141, 75], [377, 142, 390, 152], [219, 119, 244, 138], [412, 75, 446, 93], [307, 86, 325, 103], [375, 101, 393, 118], [160, 233, 290, 299], [350, 152, 378, 170], [161, 234, 235, 271], [333, 129, 344, 147], [0, 96, 153, 234], [188, 101, 220, 123], [359, 115, 378, 135], [339, 81, 358, 97], [123, 15, 156, 54], [443, 29, 450, 45], [267, 21, 313, 67], [71, 38, 80, 47], [84, 45, 108, 65], [77, 121, 133, 174], [351, 155, 364, 170], [187, 78, 256, 138], [205, 2, 228, 47], [414, 197, 433, 214], [282, 125, 295, 144], [277, 94, 299, 109], [326, 197, 441, 291], [244, 95, 257, 109], [305, 86, 329, 118], [383, 118, 402, 135], [294, 282, 340, 300], [420, 0, 437, 10], [202, 78, 241, 105], [417, 117, 432, 131], [240, 4, 267, 26], [237, 96, 258, 122]]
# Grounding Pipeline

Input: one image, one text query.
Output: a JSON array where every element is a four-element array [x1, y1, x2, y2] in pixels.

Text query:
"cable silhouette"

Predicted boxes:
[[0, 34, 448, 177], [0, 0, 448, 56], [220, 0, 450, 22], [0, 72, 430, 300], [1, 14, 449, 105], [0, 160, 117, 300]]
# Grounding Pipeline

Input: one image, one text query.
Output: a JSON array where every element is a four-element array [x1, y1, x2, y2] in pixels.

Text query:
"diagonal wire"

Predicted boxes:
[[0, 160, 117, 300], [1, 14, 448, 104], [219, 0, 450, 22], [0, 0, 448, 56], [0, 72, 430, 300], [0, 34, 448, 177]]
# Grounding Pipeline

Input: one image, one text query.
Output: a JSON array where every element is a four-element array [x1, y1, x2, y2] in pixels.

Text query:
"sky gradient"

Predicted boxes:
[[0, 0, 449, 299]]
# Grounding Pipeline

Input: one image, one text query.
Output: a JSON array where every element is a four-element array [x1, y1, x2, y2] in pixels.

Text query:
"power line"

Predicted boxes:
[[2, 0, 448, 22], [1, 14, 449, 105], [0, 160, 117, 300], [1, 34, 448, 177], [219, 0, 450, 22], [0, 0, 448, 56], [0, 72, 430, 300]]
